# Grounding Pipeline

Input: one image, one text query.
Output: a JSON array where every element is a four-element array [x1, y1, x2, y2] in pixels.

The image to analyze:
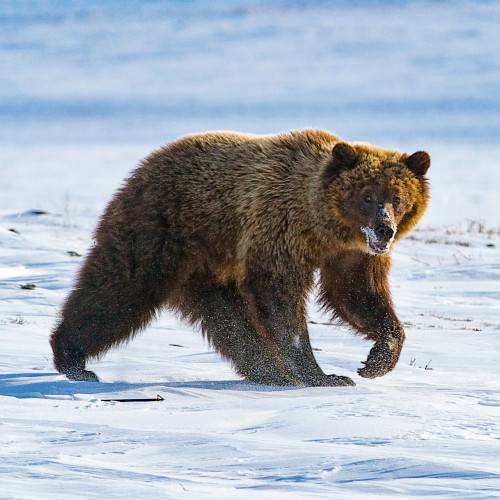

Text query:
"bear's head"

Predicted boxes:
[[323, 142, 430, 255]]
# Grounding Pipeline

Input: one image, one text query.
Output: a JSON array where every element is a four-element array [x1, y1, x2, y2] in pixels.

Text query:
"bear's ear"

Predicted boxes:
[[323, 142, 358, 185], [405, 151, 430, 177]]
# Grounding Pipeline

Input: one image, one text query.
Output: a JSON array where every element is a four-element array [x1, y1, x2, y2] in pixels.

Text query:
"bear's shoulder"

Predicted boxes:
[[169, 129, 340, 153], [285, 129, 340, 151]]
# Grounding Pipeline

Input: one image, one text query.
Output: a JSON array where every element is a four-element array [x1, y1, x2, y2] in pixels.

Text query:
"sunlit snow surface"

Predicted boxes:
[[1, 1, 499, 498]]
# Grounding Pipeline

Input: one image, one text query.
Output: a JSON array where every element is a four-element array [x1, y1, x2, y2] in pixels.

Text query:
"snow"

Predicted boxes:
[[1, 1, 499, 498]]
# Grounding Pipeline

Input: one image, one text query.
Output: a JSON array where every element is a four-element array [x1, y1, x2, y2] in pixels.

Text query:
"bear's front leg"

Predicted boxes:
[[320, 251, 405, 379], [239, 262, 354, 387], [357, 319, 405, 379]]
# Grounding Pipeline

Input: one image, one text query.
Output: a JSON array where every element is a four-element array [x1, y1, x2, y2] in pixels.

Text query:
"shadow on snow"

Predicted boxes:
[[0, 372, 294, 399]]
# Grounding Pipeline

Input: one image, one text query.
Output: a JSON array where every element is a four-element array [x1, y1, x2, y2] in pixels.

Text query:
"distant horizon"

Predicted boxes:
[[1, 0, 499, 147]]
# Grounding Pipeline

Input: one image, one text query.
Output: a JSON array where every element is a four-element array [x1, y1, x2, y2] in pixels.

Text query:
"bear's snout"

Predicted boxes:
[[375, 223, 394, 241]]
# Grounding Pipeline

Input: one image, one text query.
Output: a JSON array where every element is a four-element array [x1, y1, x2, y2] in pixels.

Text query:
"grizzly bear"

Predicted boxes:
[[50, 129, 430, 386]]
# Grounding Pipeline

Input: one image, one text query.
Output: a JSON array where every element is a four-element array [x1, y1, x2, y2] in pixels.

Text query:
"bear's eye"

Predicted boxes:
[[393, 195, 401, 207], [363, 193, 373, 203]]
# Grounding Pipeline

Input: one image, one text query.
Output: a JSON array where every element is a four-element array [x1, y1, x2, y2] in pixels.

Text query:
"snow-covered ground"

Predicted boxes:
[[1, 2, 499, 498]]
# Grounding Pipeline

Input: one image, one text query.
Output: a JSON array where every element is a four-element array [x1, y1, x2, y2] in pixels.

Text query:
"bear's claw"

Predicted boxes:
[[63, 368, 100, 382], [358, 340, 396, 378]]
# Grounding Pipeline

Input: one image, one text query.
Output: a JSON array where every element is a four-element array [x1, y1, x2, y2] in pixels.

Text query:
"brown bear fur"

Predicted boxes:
[[50, 129, 430, 386]]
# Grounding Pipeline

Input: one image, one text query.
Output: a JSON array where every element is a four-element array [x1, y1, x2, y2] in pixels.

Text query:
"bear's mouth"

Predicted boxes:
[[360, 226, 393, 255]]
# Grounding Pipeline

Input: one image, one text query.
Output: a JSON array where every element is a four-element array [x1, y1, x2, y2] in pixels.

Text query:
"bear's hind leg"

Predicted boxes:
[[50, 241, 167, 381], [177, 277, 295, 386]]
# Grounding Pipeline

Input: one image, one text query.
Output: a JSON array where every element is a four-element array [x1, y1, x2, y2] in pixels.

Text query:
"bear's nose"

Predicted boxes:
[[375, 224, 394, 240]]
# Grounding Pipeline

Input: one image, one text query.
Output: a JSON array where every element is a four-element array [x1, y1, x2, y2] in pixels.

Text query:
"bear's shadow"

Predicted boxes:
[[0, 372, 294, 399]]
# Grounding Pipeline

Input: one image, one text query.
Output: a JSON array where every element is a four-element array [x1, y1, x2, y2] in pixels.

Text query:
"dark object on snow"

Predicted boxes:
[[19, 209, 49, 217], [67, 250, 82, 257], [20, 283, 36, 290], [101, 394, 164, 402], [50, 130, 430, 387]]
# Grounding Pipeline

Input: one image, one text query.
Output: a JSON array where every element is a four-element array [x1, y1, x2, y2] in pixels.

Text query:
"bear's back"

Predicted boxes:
[[101, 129, 339, 282]]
